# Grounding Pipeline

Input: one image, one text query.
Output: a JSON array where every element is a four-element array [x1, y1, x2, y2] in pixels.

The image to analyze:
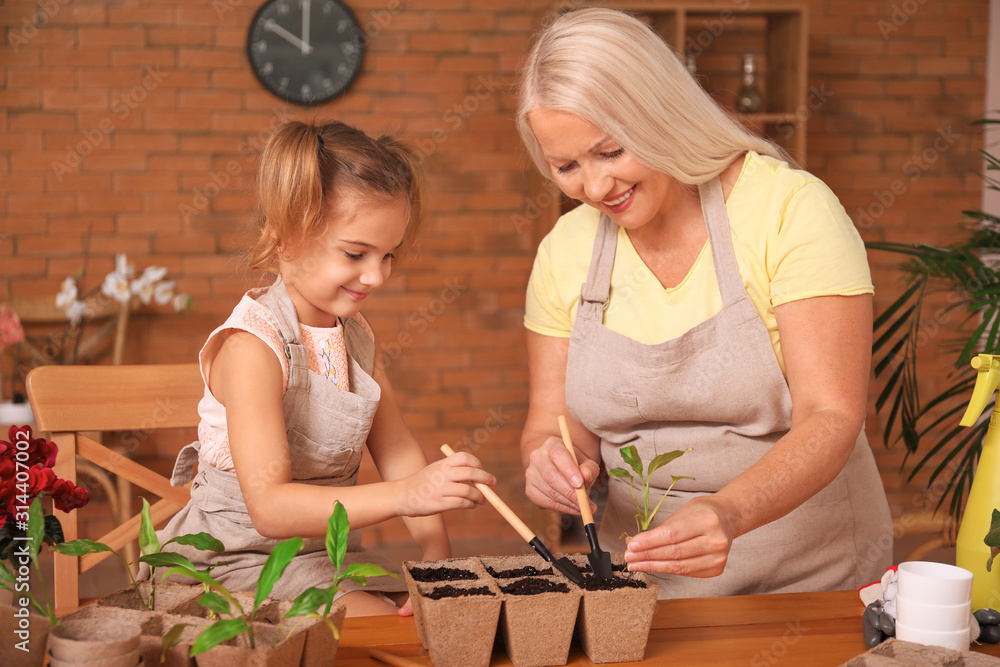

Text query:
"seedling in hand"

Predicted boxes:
[[608, 445, 693, 535]]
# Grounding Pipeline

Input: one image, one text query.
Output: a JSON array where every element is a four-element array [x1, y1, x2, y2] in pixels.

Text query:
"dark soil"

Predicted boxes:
[[424, 585, 495, 600], [499, 578, 569, 595], [485, 565, 552, 578], [578, 562, 628, 574], [408, 566, 478, 582], [577, 575, 647, 591]]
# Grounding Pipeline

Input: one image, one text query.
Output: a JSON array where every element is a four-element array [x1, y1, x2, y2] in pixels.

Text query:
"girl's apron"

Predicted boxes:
[[566, 178, 892, 599], [153, 276, 406, 600]]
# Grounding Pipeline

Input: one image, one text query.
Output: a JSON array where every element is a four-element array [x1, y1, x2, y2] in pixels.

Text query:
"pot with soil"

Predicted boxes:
[[255, 598, 347, 667], [0, 602, 51, 667], [568, 554, 657, 664], [48, 618, 143, 667], [403, 557, 489, 650], [404, 559, 501, 667], [193, 620, 308, 667], [97, 581, 203, 613], [496, 574, 581, 667]]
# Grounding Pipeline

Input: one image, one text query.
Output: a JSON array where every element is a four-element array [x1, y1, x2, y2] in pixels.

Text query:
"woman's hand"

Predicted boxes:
[[624, 495, 740, 578], [524, 434, 601, 515], [394, 451, 495, 517]]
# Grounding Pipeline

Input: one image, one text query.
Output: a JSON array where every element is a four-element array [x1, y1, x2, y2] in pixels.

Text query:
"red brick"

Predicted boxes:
[[78, 28, 147, 48]]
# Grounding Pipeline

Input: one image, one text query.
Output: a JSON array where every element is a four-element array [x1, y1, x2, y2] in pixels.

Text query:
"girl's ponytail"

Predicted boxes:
[[248, 122, 327, 271]]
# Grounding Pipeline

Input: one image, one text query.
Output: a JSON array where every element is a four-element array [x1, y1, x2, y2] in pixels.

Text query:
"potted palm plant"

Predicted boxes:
[[869, 116, 1000, 521]]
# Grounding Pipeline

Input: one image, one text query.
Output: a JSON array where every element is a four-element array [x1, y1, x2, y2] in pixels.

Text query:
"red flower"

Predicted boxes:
[[50, 479, 90, 513], [28, 466, 57, 496], [26, 436, 58, 470], [0, 512, 6, 531]]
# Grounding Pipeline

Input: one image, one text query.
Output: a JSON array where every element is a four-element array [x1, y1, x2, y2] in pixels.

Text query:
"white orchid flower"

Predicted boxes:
[[139, 265, 168, 284], [66, 300, 87, 326], [55, 277, 78, 310], [130, 276, 156, 305], [173, 294, 191, 312], [115, 253, 134, 278], [101, 270, 131, 304], [153, 280, 175, 306]]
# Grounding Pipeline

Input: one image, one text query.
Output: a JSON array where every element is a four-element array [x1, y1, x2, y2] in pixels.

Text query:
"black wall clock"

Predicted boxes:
[[247, 0, 365, 106]]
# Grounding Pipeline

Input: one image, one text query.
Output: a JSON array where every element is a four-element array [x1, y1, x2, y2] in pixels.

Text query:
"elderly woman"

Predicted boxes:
[[516, 8, 891, 598]]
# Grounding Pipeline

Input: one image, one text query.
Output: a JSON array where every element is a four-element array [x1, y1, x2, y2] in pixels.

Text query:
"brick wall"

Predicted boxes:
[[0, 0, 990, 563]]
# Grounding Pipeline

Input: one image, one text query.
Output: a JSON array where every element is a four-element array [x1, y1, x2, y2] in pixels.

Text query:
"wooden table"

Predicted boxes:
[[336, 590, 1000, 665]]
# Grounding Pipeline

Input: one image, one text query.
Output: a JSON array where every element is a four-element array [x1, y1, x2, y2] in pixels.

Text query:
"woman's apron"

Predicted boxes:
[[150, 276, 406, 600], [565, 178, 892, 599]]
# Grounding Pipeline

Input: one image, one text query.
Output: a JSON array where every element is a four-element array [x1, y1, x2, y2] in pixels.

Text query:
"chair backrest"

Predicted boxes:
[[26, 363, 202, 615]]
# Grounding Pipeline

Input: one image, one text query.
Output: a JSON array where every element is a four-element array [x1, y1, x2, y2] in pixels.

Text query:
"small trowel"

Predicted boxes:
[[440, 444, 583, 584], [557, 415, 614, 579]]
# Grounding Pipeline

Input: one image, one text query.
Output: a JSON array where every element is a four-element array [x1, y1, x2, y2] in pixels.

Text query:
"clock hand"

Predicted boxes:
[[265, 19, 313, 55], [301, 0, 311, 55]]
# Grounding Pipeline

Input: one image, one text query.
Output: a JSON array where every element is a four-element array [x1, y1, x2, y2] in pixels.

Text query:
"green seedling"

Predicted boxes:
[[49, 497, 224, 611], [985, 508, 1000, 572], [608, 445, 693, 535]]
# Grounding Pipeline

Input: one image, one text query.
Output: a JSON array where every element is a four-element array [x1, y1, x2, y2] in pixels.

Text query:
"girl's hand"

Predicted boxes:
[[395, 451, 495, 517], [623, 496, 739, 578], [524, 435, 600, 515]]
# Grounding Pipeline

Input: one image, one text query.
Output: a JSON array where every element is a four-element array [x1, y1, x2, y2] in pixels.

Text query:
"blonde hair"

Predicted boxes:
[[249, 120, 423, 271], [517, 8, 791, 185]]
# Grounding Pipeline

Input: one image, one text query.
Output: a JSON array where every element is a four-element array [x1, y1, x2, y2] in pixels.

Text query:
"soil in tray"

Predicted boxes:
[[424, 585, 495, 600], [578, 562, 629, 574], [408, 566, 479, 582], [485, 565, 553, 578], [578, 575, 648, 591], [499, 578, 569, 595]]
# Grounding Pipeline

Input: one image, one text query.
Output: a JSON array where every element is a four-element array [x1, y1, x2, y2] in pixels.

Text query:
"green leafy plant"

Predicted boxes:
[[164, 500, 396, 656], [49, 497, 224, 611], [869, 117, 1000, 521], [985, 508, 1000, 572], [0, 497, 61, 625], [608, 445, 693, 534]]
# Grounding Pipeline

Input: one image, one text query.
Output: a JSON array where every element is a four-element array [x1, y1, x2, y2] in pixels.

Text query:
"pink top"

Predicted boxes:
[[195, 287, 374, 471]]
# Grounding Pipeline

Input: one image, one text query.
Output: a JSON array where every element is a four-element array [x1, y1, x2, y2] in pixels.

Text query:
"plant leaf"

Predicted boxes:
[[27, 497, 44, 560], [285, 586, 335, 618], [51, 538, 115, 557], [607, 468, 632, 478], [162, 623, 194, 662], [197, 591, 231, 617], [254, 537, 304, 611], [139, 552, 199, 571], [647, 450, 689, 476], [327, 502, 349, 572], [620, 445, 643, 477], [989, 547, 1000, 573], [164, 533, 225, 553], [340, 562, 398, 584], [985, 509, 1000, 549], [190, 618, 248, 656], [139, 497, 160, 557], [43, 514, 65, 546]]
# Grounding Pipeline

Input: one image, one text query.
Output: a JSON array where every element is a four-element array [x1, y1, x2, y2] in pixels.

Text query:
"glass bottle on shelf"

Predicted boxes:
[[736, 53, 762, 114]]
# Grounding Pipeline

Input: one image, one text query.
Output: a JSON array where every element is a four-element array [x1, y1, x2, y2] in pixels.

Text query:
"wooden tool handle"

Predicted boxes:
[[557, 415, 596, 525], [370, 648, 425, 667], [440, 444, 535, 543]]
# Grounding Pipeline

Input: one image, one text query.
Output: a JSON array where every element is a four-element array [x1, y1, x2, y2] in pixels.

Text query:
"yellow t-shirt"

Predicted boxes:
[[524, 151, 873, 375]]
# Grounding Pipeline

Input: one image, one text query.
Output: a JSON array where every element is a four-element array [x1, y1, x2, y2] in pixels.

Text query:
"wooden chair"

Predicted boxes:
[[26, 363, 202, 616]]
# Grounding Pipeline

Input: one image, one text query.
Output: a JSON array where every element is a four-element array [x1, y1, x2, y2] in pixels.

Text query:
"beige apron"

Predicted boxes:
[[150, 276, 406, 600], [567, 178, 892, 599]]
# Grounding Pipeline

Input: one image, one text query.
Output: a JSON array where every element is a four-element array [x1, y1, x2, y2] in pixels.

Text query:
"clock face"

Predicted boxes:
[[247, 0, 364, 106]]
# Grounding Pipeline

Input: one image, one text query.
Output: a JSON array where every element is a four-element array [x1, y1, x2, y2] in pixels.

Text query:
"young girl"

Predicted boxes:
[[154, 120, 494, 616]]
